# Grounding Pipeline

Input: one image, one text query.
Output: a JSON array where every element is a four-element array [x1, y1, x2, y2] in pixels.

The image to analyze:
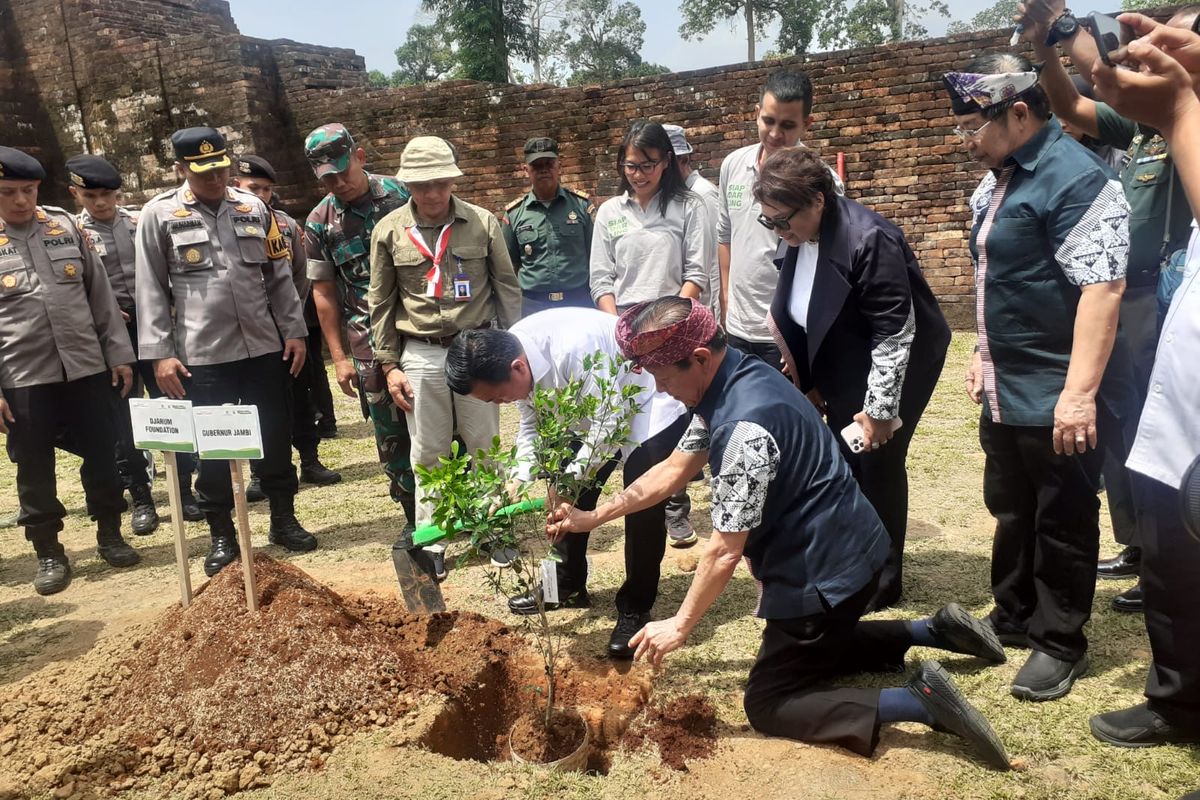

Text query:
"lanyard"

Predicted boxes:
[[407, 223, 453, 298]]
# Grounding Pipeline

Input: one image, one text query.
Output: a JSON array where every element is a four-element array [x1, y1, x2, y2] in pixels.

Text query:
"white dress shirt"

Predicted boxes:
[[1127, 221, 1200, 489], [509, 307, 687, 482], [785, 241, 820, 329]]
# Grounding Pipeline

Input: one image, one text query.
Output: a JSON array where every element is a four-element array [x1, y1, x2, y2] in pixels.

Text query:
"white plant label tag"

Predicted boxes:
[[540, 559, 559, 605]]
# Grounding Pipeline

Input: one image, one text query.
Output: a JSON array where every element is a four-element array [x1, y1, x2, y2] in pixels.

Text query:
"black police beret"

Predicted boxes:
[[65, 154, 122, 190], [0, 147, 47, 181], [170, 127, 231, 173], [236, 154, 277, 183]]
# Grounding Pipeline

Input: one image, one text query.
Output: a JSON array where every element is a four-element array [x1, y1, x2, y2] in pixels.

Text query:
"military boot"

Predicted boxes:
[[30, 533, 71, 596], [203, 513, 240, 577], [178, 470, 204, 522], [96, 516, 141, 568], [245, 471, 266, 503], [268, 494, 317, 552], [128, 483, 160, 535], [299, 447, 342, 486]]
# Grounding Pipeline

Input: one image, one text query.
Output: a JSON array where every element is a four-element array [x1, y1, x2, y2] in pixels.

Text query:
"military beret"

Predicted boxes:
[[0, 147, 46, 181], [171, 126, 231, 173], [523, 137, 558, 164], [65, 154, 122, 190], [236, 154, 277, 183]]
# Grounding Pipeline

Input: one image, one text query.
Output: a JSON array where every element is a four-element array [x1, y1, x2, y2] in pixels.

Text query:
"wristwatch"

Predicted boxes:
[[1045, 10, 1079, 46]]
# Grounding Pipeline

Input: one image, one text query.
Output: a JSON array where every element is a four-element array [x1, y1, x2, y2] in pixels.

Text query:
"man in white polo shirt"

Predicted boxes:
[[719, 69, 842, 368]]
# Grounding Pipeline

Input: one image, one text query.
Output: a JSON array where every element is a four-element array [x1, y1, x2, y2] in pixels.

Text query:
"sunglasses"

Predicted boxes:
[[757, 207, 800, 231]]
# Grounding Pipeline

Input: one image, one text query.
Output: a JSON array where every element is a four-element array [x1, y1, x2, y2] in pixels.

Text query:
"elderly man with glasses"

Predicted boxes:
[[945, 54, 1134, 702]]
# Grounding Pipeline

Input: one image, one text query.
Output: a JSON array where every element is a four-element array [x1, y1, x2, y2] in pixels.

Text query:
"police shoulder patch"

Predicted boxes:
[[265, 212, 290, 260]]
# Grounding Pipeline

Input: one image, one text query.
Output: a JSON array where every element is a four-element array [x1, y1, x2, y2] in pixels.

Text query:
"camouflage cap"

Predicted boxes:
[[304, 123, 356, 178]]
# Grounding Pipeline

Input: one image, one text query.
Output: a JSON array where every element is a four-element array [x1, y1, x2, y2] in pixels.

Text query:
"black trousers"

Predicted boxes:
[[520, 286, 593, 318], [743, 576, 911, 757], [4, 372, 127, 542], [185, 352, 297, 513], [306, 324, 336, 429], [727, 334, 783, 373], [980, 416, 1104, 661], [1101, 283, 1159, 548], [556, 414, 690, 614], [1139, 475, 1200, 732]]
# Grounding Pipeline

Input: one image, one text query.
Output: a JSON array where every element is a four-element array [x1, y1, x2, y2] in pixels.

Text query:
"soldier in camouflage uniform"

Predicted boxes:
[[303, 124, 416, 528]]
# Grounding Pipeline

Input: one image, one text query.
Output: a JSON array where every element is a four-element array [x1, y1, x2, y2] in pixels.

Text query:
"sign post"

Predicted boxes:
[[129, 398, 197, 608], [194, 405, 264, 613]]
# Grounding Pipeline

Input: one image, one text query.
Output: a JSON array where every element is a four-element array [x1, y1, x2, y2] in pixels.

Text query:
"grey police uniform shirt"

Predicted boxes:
[[79, 206, 139, 313], [135, 185, 307, 367], [273, 208, 310, 305], [0, 205, 135, 390]]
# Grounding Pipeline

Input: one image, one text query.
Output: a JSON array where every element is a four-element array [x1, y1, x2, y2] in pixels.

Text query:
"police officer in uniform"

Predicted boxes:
[[232, 154, 341, 496], [0, 146, 141, 595], [135, 127, 314, 576], [67, 154, 205, 532], [501, 137, 595, 317]]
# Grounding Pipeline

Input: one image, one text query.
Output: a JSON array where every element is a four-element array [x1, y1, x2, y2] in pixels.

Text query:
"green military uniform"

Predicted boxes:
[[303, 123, 414, 512], [502, 186, 594, 315]]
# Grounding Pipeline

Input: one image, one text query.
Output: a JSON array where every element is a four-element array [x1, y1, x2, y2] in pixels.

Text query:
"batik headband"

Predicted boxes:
[[943, 71, 1040, 115], [616, 299, 718, 369]]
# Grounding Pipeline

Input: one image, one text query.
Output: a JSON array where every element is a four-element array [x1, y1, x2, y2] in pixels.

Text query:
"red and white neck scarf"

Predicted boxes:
[[407, 223, 453, 298]]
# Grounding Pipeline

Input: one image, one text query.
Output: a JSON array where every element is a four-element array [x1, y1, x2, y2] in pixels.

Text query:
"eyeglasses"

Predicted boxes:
[[952, 120, 992, 142], [621, 160, 662, 175], [757, 207, 800, 231]]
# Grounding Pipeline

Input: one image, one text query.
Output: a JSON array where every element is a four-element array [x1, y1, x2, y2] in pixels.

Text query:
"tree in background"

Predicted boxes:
[[679, 0, 790, 62], [422, 0, 532, 82], [811, 0, 950, 50], [563, 0, 669, 85], [368, 23, 460, 87], [946, 0, 1018, 34], [527, 0, 572, 84]]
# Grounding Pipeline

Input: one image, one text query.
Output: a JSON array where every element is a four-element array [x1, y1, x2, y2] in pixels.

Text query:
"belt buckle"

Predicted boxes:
[[549, 292, 564, 302]]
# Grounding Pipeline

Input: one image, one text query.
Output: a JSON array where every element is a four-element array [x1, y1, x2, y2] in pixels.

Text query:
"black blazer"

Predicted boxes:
[[768, 195, 951, 427]]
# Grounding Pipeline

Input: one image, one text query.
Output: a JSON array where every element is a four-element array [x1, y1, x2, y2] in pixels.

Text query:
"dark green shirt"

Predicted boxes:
[[1094, 102, 1192, 281], [500, 186, 593, 292]]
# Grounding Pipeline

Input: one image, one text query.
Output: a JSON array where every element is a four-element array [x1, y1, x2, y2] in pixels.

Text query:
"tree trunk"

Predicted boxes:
[[745, 0, 756, 62]]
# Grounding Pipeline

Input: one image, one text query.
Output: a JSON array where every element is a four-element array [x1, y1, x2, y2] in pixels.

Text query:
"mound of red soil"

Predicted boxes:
[[622, 694, 719, 771]]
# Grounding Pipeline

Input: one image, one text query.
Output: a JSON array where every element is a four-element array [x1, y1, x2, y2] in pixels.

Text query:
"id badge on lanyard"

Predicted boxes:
[[452, 257, 471, 302]]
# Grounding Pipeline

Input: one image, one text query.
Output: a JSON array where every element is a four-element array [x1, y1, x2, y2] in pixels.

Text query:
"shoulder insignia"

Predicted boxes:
[[566, 186, 591, 202], [505, 195, 525, 212], [35, 208, 49, 222], [265, 212, 289, 260], [236, 203, 253, 213], [0, 236, 8, 247], [173, 208, 193, 218]]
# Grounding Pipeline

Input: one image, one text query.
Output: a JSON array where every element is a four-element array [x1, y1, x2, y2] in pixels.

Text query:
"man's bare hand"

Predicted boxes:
[[283, 338, 307, 377], [629, 616, 689, 667], [1053, 389, 1098, 456], [386, 368, 415, 412], [334, 358, 358, 398], [545, 502, 598, 543], [155, 358, 191, 399], [965, 351, 984, 404], [112, 364, 134, 398], [0, 398, 14, 435]]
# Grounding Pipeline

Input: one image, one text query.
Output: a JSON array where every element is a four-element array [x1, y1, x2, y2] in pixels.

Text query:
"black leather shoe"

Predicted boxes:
[[268, 514, 318, 552], [1011, 650, 1088, 701], [1090, 702, 1200, 748], [1097, 546, 1141, 579], [179, 490, 204, 522], [204, 535, 239, 577], [33, 550, 72, 596], [928, 603, 1006, 663], [608, 611, 650, 660], [906, 660, 1010, 770], [246, 475, 266, 502], [129, 483, 159, 535], [300, 459, 342, 486], [318, 419, 338, 439], [508, 587, 590, 616], [96, 517, 141, 568], [984, 615, 1030, 649], [1112, 582, 1144, 613]]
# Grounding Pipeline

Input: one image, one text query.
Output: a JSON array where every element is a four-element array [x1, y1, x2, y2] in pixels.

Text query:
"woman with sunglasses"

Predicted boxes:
[[758, 147, 950, 611], [590, 121, 711, 315]]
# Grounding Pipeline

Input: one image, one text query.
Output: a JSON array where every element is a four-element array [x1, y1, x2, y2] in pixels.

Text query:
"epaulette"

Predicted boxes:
[[565, 186, 591, 202], [144, 187, 177, 207], [505, 194, 526, 212], [38, 206, 83, 238]]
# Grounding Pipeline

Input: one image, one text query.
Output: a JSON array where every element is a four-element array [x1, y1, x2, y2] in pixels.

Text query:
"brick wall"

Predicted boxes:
[[2, 0, 1182, 326]]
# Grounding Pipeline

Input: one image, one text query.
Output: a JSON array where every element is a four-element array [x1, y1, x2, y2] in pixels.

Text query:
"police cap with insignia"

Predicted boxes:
[[304, 123, 356, 178], [524, 137, 558, 164], [171, 126, 232, 174], [0, 147, 47, 182], [65, 154, 122, 190], [236, 154, 278, 183]]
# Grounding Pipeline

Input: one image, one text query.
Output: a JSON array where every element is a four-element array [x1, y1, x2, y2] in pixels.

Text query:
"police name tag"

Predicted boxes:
[[129, 398, 196, 453], [194, 405, 264, 460]]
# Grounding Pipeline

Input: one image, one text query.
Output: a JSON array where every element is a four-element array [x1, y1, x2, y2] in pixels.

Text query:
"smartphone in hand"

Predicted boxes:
[[1087, 11, 1133, 67]]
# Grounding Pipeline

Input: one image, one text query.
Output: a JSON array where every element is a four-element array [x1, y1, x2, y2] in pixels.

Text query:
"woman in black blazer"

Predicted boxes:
[[757, 148, 951, 610]]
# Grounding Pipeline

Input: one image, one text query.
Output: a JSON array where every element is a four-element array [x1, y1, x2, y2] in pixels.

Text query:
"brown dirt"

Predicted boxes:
[[509, 707, 586, 763], [0, 554, 693, 798], [621, 694, 718, 771]]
